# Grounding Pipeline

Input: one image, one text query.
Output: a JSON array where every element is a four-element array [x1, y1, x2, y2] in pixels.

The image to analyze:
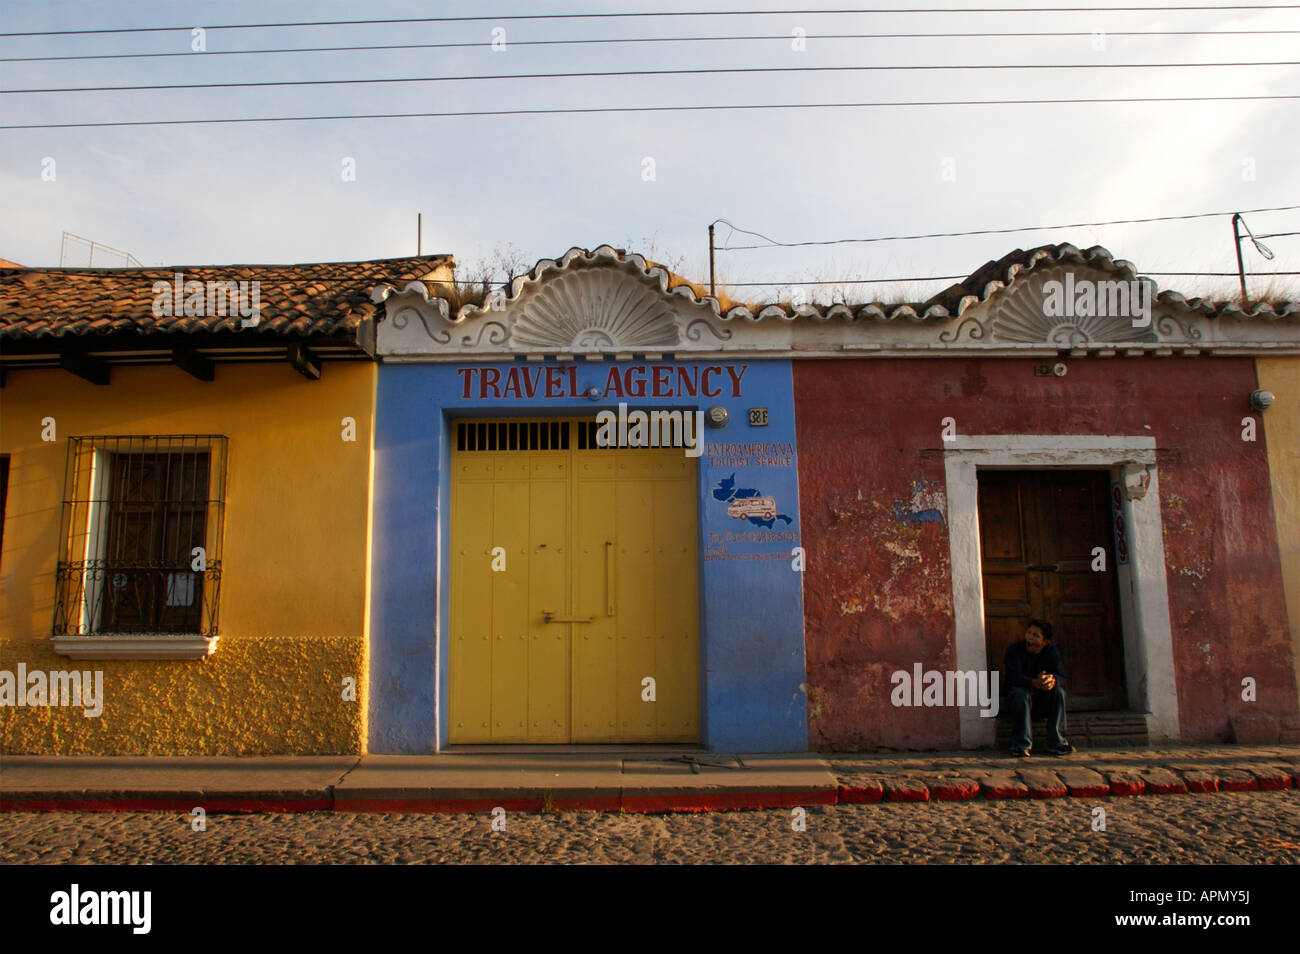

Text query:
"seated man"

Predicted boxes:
[[1003, 619, 1074, 757]]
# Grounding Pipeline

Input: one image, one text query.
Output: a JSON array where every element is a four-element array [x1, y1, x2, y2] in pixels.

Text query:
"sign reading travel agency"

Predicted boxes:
[[457, 363, 749, 400]]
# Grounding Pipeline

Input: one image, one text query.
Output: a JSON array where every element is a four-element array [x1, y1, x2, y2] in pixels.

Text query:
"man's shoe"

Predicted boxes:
[[1047, 743, 1075, 756], [1011, 747, 1030, 758]]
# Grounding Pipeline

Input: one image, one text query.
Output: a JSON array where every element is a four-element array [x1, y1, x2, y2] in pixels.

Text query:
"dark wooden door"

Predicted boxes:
[[103, 452, 209, 633], [978, 470, 1125, 710]]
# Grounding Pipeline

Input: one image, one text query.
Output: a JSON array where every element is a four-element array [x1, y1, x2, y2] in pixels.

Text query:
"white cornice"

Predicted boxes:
[[374, 243, 1300, 361]]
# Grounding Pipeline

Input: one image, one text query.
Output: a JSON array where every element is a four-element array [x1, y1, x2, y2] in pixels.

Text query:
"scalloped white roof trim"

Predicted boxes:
[[369, 242, 1297, 325]]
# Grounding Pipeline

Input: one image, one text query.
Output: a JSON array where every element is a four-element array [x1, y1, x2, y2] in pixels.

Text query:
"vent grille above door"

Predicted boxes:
[[456, 420, 570, 452]]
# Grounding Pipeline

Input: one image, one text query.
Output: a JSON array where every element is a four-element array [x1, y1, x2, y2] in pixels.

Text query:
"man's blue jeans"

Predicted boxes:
[[1006, 686, 1068, 751]]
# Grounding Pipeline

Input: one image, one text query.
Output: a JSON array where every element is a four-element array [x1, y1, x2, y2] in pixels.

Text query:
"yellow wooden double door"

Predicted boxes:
[[449, 419, 700, 743]]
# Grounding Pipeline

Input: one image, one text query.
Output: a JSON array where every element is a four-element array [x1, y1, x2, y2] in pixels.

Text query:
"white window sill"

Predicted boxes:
[[51, 633, 219, 660]]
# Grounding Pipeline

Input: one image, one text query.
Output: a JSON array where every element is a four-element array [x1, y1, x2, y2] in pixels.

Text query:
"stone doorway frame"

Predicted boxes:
[[943, 435, 1180, 748]]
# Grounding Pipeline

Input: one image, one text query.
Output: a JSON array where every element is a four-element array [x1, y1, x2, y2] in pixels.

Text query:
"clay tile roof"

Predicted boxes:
[[924, 243, 1299, 319], [0, 255, 453, 342]]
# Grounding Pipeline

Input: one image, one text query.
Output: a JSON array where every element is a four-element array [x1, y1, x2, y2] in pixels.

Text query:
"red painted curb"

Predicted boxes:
[[930, 783, 981, 802], [885, 787, 930, 803], [336, 790, 837, 814], [981, 786, 1029, 800], [1109, 780, 1146, 796], [336, 796, 580, 813], [0, 797, 330, 813], [0, 772, 1293, 814], [1064, 785, 1111, 797], [1027, 787, 1068, 799], [622, 790, 835, 813], [1144, 781, 1189, 795], [837, 785, 884, 804]]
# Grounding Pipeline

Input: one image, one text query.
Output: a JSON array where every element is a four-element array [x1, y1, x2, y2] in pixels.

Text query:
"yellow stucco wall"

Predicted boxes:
[[0, 361, 374, 754], [1257, 357, 1300, 721]]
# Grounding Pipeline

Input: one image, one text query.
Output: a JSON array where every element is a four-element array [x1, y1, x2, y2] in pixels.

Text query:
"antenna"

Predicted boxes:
[[60, 231, 143, 268]]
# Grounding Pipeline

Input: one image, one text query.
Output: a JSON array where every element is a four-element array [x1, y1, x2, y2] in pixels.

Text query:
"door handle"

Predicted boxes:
[[605, 541, 615, 617], [542, 610, 596, 624], [1026, 563, 1060, 572]]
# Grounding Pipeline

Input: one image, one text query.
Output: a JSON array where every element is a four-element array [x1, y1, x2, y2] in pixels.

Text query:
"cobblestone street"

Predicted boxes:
[[3, 789, 1296, 864]]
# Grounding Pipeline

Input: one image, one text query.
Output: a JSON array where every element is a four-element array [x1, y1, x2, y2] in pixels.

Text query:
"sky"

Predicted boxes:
[[0, 0, 1297, 304]]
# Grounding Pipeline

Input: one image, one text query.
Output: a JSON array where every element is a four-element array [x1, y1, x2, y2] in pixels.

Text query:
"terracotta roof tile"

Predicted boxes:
[[0, 255, 453, 342]]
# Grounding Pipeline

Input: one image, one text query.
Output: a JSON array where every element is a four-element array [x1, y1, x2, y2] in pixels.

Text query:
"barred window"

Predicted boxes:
[[54, 436, 227, 637]]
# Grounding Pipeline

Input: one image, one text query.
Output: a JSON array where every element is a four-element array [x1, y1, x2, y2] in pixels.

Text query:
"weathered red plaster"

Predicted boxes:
[[793, 357, 1297, 750]]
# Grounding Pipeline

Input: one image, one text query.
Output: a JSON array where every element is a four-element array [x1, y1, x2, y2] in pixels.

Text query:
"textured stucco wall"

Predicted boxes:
[[793, 356, 1297, 750], [0, 633, 363, 754], [0, 362, 374, 754], [1256, 357, 1300, 728]]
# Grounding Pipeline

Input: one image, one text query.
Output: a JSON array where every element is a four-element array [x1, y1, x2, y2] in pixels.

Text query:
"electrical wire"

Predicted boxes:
[[7, 60, 1299, 95], [5, 30, 1300, 63], [4, 7, 1299, 39], [710, 270, 1300, 285], [713, 205, 1300, 249], [5, 94, 1299, 130]]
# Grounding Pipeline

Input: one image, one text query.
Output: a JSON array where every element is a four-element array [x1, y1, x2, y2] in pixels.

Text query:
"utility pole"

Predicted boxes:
[[1232, 213, 1247, 301], [417, 213, 423, 256], [1232, 213, 1275, 303], [708, 223, 716, 298]]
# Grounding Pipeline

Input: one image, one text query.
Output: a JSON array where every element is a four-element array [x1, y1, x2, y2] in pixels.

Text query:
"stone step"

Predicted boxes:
[[995, 711, 1149, 749]]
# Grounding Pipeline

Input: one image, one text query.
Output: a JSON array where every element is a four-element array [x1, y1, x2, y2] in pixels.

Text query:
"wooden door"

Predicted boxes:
[[449, 418, 699, 743], [978, 470, 1125, 710], [572, 428, 699, 742]]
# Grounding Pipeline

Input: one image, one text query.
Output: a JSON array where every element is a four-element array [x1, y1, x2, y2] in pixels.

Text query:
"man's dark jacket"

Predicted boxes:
[[1004, 641, 1066, 691]]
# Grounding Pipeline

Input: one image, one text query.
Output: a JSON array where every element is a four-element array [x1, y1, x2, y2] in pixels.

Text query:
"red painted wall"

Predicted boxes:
[[793, 356, 1297, 750]]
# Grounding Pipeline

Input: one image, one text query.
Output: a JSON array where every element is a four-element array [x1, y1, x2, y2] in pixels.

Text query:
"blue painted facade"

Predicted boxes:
[[369, 358, 807, 753]]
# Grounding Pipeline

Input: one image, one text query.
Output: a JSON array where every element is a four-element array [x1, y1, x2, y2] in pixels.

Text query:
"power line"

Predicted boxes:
[[714, 205, 1300, 249], [3, 6, 1299, 38], [20, 270, 1297, 285], [5, 94, 1299, 131], [719, 270, 1300, 285], [9, 60, 1298, 96], [724, 276, 965, 285], [6, 29, 1300, 63]]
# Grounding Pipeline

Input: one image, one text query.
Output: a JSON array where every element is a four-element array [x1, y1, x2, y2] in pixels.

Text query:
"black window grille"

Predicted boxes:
[[53, 436, 228, 636], [453, 419, 692, 452], [455, 420, 569, 451]]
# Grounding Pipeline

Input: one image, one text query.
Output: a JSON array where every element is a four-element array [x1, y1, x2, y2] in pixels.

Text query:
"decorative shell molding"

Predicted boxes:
[[512, 267, 680, 351], [992, 274, 1158, 346]]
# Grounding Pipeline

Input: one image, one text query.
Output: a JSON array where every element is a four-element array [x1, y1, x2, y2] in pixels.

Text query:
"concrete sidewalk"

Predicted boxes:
[[0, 746, 1296, 814]]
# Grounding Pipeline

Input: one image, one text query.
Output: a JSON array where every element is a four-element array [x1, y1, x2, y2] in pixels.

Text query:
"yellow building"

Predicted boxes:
[[0, 256, 452, 754], [1257, 356, 1300, 718]]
